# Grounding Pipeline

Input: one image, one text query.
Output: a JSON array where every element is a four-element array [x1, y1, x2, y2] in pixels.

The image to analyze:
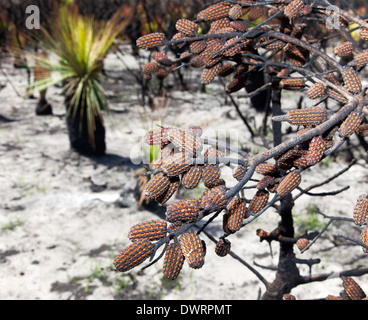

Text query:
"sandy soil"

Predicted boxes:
[[0, 47, 367, 300]]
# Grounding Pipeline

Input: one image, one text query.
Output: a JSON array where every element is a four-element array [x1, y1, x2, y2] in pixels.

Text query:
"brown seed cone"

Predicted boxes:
[[342, 276, 366, 300], [353, 194, 368, 226], [155, 176, 180, 204], [361, 28, 368, 41], [128, 219, 167, 242], [226, 197, 249, 233], [283, 294, 296, 300], [166, 199, 200, 223], [325, 295, 343, 300], [296, 238, 309, 251], [247, 6, 267, 21], [257, 176, 276, 190], [167, 128, 203, 157], [197, 2, 232, 21], [361, 227, 368, 254], [264, 40, 285, 51], [256, 163, 280, 177], [189, 56, 205, 68], [284, 0, 304, 19], [327, 88, 348, 104], [142, 61, 160, 75], [342, 67, 362, 94], [208, 18, 231, 34], [279, 78, 306, 90], [339, 111, 364, 138], [163, 243, 185, 280], [187, 125, 203, 138], [190, 40, 206, 54], [176, 19, 198, 36], [324, 72, 341, 86], [182, 166, 202, 189], [151, 52, 167, 63], [284, 44, 305, 67], [156, 69, 168, 80], [202, 165, 222, 188], [223, 38, 242, 57], [204, 146, 224, 159], [215, 238, 231, 257], [288, 106, 328, 126], [114, 239, 154, 272], [162, 153, 191, 177], [229, 4, 244, 20], [334, 42, 354, 57], [153, 145, 175, 170], [168, 221, 184, 232], [277, 171, 302, 197], [200, 185, 228, 212], [171, 32, 186, 48], [144, 172, 170, 199], [306, 83, 326, 100], [249, 190, 269, 214], [306, 136, 326, 166], [137, 33, 166, 50], [218, 64, 236, 77], [230, 20, 248, 32], [143, 128, 170, 147], [179, 231, 205, 269], [201, 63, 222, 84], [356, 124, 368, 137], [232, 165, 247, 181], [226, 77, 247, 93]]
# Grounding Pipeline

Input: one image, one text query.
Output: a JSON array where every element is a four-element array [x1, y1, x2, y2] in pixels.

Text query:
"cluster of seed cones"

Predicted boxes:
[[353, 194, 368, 254], [326, 276, 367, 300]]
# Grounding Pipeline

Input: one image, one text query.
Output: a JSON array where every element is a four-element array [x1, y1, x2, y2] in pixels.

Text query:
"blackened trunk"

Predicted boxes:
[[65, 103, 106, 156]]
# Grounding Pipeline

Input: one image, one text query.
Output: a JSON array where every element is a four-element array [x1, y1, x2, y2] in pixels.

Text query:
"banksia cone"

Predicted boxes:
[[227, 77, 247, 93], [334, 42, 354, 57], [200, 185, 228, 212], [229, 4, 244, 20], [218, 64, 236, 77], [230, 20, 248, 32], [176, 19, 198, 36], [325, 295, 343, 300], [167, 128, 203, 156], [226, 197, 249, 233], [339, 111, 363, 138], [284, 0, 304, 20], [156, 69, 168, 80], [305, 136, 326, 166], [283, 294, 296, 300], [247, 6, 267, 21], [360, 28, 368, 41], [342, 67, 362, 94], [163, 243, 185, 280], [156, 177, 180, 204], [114, 239, 154, 272], [356, 124, 368, 137], [201, 63, 221, 84], [215, 238, 231, 257], [288, 106, 327, 126], [306, 83, 326, 100], [187, 125, 203, 138], [190, 40, 206, 54], [249, 190, 269, 214], [256, 163, 280, 177], [327, 88, 348, 104], [166, 199, 200, 223], [137, 33, 166, 50], [179, 231, 205, 269], [296, 238, 309, 251], [279, 78, 306, 90], [144, 128, 170, 147], [144, 172, 170, 199], [277, 171, 302, 197], [223, 38, 242, 57], [182, 166, 202, 189], [324, 72, 340, 86], [128, 219, 167, 242], [264, 40, 285, 51], [202, 165, 222, 188], [257, 176, 275, 190], [354, 50, 368, 68], [162, 153, 191, 177], [233, 165, 247, 181], [342, 276, 366, 300], [361, 227, 368, 254], [142, 61, 160, 75], [197, 1, 232, 21], [209, 18, 231, 33], [190, 56, 205, 68], [353, 194, 368, 226], [284, 44, 305, 67]]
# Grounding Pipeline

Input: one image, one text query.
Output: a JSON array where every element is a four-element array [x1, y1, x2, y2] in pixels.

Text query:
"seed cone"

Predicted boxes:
[[182, 166, 202, 189], [361, 227, 368, 254], [163, 243, 185, 280], [176, 19, 198, 36], [156, 176, 180, 204], [201, 63, 221, 84], [114, 239, 154, 272], [137, 33, 166, 50], [288, 106, 328, 126], [197, 2, 232, 21], [167, 128, 203, 157], [230, 20, 248, 32], [334, 42, 353, 57], [342, 276, 366, 300], [280, 78, 306, 90], [353, 50, 368, 68], [142, 61, 160, 75], [277, 171, 302, 197], [296, 238, 309, 251], [284, 44, 305, 67], [256, 163, 280, 177], [190, 40, 206, 54], [215, 238, 231, 257], [179, 231, 205, 269], [339, 111, 364, 138], [226, 197, 249, 233], [166, 199, 200, 223], [306, 136, 326, 166], [284, 0, 304, 19], [360, 28, 368, 41], [202, 165, 222, 188], [247, 6, 267, 21], [327, 88, 348, 104], [128, 219, 167, 242], [249, 190, 269, 214], [229, 4, 244, 20], [144, 172, 170, 199], [353, 194, 368, 226], [342, 67, 362, 94], [306, 83, 326, 100], [200, 185, 228, 212], [233, 165, 247, 181], [162, 153, 191, 177], [144, 128, 170, 147]]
